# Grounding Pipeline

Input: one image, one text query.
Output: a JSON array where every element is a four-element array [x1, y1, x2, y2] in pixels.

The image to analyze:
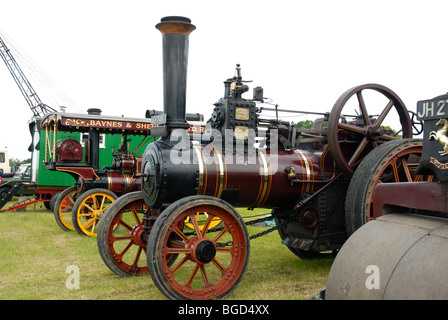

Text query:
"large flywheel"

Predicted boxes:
[[147, 195, 250, 300], [327, 84, 413, 175]]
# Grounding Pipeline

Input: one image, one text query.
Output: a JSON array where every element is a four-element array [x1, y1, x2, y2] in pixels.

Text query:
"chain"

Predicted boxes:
[[245, 214, 281, 241], [190, 214, 284, 247]]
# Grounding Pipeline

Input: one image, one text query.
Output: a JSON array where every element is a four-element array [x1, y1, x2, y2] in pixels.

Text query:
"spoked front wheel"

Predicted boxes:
[[97, 191, 150, 277], [147, 195, 250, 300], [72, 188, 117, 237]]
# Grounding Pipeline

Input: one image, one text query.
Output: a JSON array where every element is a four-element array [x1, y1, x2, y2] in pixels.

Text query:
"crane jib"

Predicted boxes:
[[0, 35, 57, 116]]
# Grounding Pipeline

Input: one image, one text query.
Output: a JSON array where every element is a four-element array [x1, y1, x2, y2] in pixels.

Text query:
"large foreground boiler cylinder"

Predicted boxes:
[[325, 213, 448, 299]]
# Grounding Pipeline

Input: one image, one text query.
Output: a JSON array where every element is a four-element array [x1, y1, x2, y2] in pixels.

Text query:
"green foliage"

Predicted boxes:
[[297, 120, 314, 129], [379, 125, 402, 139], [9, 157, 31, 168]]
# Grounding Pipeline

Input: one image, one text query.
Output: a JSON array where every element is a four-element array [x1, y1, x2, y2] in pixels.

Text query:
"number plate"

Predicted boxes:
[[416, 92, 448, 182], [417, 93, 448, 120]]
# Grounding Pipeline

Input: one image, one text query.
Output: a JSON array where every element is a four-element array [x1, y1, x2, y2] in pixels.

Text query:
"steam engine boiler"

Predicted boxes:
[[141, 17, 344, 247]]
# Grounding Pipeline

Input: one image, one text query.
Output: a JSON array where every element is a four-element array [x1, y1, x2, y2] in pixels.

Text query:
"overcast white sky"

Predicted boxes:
[[0, 0, 447, 160]]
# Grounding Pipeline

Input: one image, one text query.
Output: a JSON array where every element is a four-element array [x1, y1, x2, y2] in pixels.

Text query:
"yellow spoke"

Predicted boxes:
[[82, 217, 96, 229], [81, 203, 95, 212], [99, 196, 106, 210]]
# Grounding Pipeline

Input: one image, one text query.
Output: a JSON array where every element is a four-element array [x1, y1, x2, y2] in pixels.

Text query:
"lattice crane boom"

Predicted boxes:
[[0, 35, 56, 117]]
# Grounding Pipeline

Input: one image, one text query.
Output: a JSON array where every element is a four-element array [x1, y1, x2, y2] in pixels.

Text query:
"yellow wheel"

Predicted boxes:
[[184, 212, 222, 231], [53, 187, 78, 231], [72, 188, 117, 237]]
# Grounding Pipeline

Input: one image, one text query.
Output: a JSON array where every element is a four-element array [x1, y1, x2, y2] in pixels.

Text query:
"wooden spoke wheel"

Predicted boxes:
[[327, 84, 413, 175], [147, 195, 250, 300], [97, 191, 150, 277], [72, 188, 117, 237], [345, 139, 434, 235], [53, 186, 78, 231]]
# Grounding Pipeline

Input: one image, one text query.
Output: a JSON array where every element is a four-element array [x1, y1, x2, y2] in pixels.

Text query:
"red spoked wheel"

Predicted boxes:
[[327, 84, 413, 175], [147, 195, 250, 300], [97, 191, 150, 277], [345, 139, 434, 235]]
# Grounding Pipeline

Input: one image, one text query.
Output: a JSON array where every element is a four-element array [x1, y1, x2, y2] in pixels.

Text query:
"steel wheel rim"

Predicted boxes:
[[160, 204, 248, 299], [76, 192, 115, 237], [106, 199, 149, 275]]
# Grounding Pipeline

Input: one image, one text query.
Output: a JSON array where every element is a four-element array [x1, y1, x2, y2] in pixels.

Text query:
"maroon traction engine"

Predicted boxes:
[[96, 16, 423, 300]]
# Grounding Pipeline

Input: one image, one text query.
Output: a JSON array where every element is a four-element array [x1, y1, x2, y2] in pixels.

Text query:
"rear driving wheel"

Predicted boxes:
[[345, 139, 433, 235]]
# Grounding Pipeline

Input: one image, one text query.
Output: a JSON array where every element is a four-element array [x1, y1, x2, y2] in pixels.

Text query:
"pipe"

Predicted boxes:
[[156, 16, 196, 130], [145, 109, 204, 122], [87, 108, 102, 169]]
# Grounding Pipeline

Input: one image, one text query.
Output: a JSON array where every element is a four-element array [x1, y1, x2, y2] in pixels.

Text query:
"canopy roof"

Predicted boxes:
[[40, 111, 161, 136]]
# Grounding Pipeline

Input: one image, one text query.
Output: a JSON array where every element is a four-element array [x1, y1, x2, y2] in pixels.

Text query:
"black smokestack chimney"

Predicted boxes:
[[156, 16, 196, 130]]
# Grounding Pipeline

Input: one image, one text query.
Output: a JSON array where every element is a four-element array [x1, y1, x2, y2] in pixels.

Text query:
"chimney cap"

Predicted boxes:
[[156, 16, 196, 35], [87, 108, 102, 115], [160, 16, 191, 23]]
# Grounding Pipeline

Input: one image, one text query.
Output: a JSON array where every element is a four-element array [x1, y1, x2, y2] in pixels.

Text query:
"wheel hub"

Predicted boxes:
[[366, 125, 383, 140], [189, 238, 216, 264], [130, 225, 147, 248]]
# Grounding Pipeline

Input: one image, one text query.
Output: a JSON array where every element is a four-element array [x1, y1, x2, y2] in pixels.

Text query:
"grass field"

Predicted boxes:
[[0, 200, 333, 300]]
